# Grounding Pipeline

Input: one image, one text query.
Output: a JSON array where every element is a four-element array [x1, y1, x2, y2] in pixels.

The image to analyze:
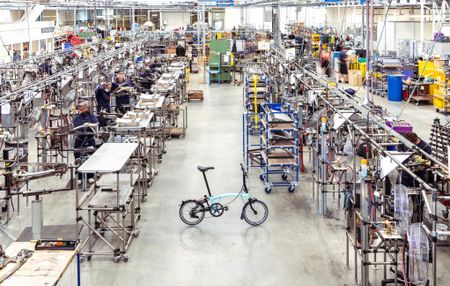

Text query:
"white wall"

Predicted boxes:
[[280, 7, 299, 33], [0, 21, 54, 62], [241, 7, 266, 30], [160, 11, 190, 30], [224, 7, 240, 30]]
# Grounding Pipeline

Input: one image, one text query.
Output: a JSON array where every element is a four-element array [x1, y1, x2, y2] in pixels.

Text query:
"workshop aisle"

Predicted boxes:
[[80, 73, 354, 285]]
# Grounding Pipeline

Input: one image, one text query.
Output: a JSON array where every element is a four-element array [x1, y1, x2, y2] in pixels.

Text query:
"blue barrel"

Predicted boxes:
[[387, 75, 403, 102]]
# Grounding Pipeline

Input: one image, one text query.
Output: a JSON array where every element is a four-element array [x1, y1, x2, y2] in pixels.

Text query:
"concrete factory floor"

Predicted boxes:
[[1, 71, 450, 285]]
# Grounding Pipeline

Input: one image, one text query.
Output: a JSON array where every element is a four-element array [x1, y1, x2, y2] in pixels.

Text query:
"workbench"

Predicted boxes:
[[76, 143, 141, 262], [402, 80, 433, 105], [0, 241, 80, 286]]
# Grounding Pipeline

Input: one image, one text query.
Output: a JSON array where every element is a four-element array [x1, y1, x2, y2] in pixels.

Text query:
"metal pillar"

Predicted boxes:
[[201, 1, 206, 83], [132, 7, 135, 40], [94, 0, 97, 28], [73, 9, 77, 33], [432, 1, 436, 36], [421, 0, 425, 55], [31, 197, 43, 239], [363, 0, 372, 105], [272, 1, 281, 49], [361, 179, 370, 286], [319, 117, 328, 215]]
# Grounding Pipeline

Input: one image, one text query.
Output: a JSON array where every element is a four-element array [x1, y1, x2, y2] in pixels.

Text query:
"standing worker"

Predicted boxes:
[[95, 81, 114, 113], [112, 72, 134, 113]]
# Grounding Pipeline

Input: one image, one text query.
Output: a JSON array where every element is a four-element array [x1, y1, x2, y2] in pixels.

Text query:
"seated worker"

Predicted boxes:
[[73, 101, 98, 180], [112, 72, 134, 112], [95, 82, 114, 113], [39, 58, 53, 76], [399, 132, 432, 223]]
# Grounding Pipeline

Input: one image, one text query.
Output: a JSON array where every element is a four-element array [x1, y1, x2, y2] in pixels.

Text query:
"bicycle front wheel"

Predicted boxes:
[[242, 199, 268, 226], [179, 200, 205, 225]]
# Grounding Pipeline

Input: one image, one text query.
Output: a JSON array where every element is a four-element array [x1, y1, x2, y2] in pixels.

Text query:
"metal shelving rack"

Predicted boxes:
[[371, 57, 403, 97], [243, 67, 270, 171], [244, 69, 270, 133], [259, 103, 299, 193]]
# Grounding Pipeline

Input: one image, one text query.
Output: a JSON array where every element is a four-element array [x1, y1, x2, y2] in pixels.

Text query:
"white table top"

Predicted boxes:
[[78, 143, 138, 173]]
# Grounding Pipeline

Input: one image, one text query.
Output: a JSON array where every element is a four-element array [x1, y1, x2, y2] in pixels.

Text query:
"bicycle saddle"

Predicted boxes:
[[197, 165, 215, 172]]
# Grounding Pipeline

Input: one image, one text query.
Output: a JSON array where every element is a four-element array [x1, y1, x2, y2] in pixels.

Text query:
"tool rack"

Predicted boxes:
[[76, 143, 144, 263], [259, 103, 299, 193], [430, 118, 450, 165]]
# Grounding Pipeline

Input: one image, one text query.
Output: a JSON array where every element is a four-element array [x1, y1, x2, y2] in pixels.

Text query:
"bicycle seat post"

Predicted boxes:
[[202, 172, 212, 197]]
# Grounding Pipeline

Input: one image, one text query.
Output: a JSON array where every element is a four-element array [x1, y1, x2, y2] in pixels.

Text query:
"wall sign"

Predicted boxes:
[[41, 27, 55, 33]]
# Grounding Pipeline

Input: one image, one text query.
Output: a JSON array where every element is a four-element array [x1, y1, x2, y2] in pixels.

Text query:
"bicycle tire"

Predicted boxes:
[[179, 200, 205, 225], [242, 199, 268, 226]]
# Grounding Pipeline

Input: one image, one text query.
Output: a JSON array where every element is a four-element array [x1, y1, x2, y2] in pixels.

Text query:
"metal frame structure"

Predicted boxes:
[[265, 45, 450, 286]]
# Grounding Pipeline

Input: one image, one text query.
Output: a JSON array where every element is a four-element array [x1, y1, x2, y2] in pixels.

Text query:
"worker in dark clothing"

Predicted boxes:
[[400, 132, 432, 187], [112, 72, 134, 113], [399, 132, 432, 223], [39, 58, 53, 75], [139, 68, 155, 90], [95, 82, 114, 112], [73, 102, 98, 180], [176, 44, 186, 57]]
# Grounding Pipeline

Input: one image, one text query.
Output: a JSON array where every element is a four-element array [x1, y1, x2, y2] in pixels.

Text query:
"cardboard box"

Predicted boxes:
[[188, 90, 204, 101], [349, 70, 363, 87], [167, 48, 176, 55]]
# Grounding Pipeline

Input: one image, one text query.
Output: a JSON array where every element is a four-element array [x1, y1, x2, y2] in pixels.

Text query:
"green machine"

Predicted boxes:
[[208, 39, 232, 84]]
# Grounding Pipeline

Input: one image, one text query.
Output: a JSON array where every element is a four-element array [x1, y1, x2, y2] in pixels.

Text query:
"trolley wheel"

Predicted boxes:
[[259, 174, 265, 181], [141, 196, 147, 203], [288, 185, 296, 193], [281, 173, 288, 180], [442, 210, 449, 219], [264, 186, 272, 193], [86, 255, 92, 262], [122, 255, 129, 263], [133, 230, 140, 238], [113, 256, 121, 263]]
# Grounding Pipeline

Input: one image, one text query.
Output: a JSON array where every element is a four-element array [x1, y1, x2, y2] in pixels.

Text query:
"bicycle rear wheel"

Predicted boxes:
[[179, 200, 205, 225], [242, 199, 268, 226]]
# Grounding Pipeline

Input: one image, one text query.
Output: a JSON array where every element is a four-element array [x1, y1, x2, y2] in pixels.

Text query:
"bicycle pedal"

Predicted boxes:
[[224, 206, 229, 211]]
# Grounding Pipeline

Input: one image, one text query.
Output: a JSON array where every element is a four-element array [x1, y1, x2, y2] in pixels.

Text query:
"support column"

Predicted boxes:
[[132, 7, 135, 40], [201, 1, 206, 82], [94, 0, 97, 28], [420, 0, 425, 54], [272, 0, 281, 49], [56, 9, 60, 28], [73, 9, 77, 33], [363, 0, 372, 105], [360, 179, 370, 286]]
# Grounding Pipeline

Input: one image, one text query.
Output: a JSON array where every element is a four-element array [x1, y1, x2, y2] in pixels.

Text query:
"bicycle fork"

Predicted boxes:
[[240, 198, 258, 220]]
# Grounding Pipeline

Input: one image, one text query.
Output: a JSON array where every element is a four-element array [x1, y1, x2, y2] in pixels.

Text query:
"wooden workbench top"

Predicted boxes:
[[1, 241, 77, 286]]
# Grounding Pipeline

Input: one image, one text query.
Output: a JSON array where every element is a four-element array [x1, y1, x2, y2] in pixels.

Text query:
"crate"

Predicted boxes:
[[434, 96, 446, 109], [188, 90, 204, 101]]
